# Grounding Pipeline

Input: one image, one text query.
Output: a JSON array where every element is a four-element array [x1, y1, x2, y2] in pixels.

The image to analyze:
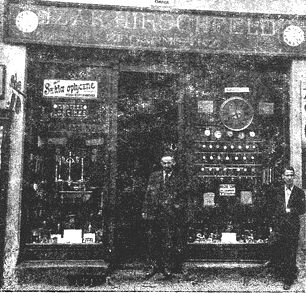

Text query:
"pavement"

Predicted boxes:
[[2, 250, 305, 292]]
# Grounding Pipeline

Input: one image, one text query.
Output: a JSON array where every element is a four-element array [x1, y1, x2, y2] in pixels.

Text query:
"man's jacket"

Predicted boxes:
[[142, 170, 186, 222], [268, 184, 305, 239]]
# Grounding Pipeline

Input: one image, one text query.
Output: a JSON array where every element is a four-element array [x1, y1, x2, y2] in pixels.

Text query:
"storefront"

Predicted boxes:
[[1, 0, 306, 287]]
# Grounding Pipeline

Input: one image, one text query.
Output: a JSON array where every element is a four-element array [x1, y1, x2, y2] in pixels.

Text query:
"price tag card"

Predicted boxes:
[[258, 102, 274, 115], [63, 229, 82, 243], [240, 191, 253, 205], [198, 100, 214, 114], [203, 192, 215, 206], [219, 184, 236, 196], [83, 233, 96, 243]]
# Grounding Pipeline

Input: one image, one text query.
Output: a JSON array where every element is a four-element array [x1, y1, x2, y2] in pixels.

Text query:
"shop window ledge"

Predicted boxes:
[[16, 260, 109, 286], [186, 242, 270, 262], [20, 243, 106, 261]]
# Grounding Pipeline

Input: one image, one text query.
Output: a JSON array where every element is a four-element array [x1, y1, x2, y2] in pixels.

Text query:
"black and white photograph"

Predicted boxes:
[[0, 0, 305, 292]]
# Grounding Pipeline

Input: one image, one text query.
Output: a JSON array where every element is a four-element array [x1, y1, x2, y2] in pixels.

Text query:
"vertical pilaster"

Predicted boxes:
[[290, 60, 306, 249], [290, 60, 305, 187], [1, 45, 26, 290]]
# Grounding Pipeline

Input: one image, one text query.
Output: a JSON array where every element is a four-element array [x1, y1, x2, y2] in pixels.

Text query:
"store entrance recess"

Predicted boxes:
[[116, 71, 179, 261]]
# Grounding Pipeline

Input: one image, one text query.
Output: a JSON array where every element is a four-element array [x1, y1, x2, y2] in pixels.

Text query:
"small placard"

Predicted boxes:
[[240, 191, 253, 205], [203, 192, 215, 206], [258, 102, 274, 115], [198, 100, 214, 114], [219, 184, 236, 196], [151, 0, 175, 9], [221, 232, 237, 243], [224, 87, 250, 93], [50, 234, 62, 244], [83, 233, 96, 243], [47, 137, 67, 145], [63, 229, 82, 244], [85, 138, 104, 146]]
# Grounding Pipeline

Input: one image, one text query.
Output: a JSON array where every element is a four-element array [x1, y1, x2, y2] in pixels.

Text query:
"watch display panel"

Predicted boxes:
[[220, 97, 254, 131]]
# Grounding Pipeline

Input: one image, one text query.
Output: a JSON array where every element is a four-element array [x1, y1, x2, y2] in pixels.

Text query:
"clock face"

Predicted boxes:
[[16, 10, 39, 33], [283, 25, 305, 47], [220, 97, 254, 131]]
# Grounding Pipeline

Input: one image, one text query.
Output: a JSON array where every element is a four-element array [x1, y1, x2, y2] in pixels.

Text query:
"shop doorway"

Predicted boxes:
[[116, 71, 180, 261]]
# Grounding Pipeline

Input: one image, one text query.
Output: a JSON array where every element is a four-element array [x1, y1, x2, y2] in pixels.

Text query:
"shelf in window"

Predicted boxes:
[[197, 175, 261, 178], [195, 163, 262, 167]]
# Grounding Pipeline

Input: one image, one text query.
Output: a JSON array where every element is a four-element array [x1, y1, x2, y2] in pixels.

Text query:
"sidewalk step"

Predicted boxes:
[[16, 260, 109, 286]]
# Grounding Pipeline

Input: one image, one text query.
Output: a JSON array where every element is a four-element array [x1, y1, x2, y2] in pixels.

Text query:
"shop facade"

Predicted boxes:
[[0, 0, 306, 288]]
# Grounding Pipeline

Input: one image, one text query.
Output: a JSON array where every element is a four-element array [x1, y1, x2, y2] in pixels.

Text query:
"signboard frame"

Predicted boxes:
[[4, 1, 306, 57]]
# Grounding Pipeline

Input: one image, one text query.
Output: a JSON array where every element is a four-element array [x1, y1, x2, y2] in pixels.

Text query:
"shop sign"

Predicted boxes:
[[43, 80, 98, 98], [224, 87, 250, 93], [5, 3, 306, 56], [219, 184, 236, 196]]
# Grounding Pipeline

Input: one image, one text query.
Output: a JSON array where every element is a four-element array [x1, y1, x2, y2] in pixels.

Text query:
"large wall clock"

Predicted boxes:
[[283, 25, 305, 47], [15, 10, 39, 33], [219, 97, 254, 131]]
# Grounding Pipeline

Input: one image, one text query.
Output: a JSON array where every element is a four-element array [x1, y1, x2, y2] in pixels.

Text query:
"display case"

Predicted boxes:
[[185, 65, 289, 261], [20, 55, 116, 261], [23, 96, 107, 247]]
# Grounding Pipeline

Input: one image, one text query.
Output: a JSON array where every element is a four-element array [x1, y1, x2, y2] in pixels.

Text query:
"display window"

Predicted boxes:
[[184, 56, 290, 254], [21, 52, 115, 250]]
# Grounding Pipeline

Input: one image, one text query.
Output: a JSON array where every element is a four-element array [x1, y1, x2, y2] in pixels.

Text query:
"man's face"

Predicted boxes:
[[161, 156, 175, 173], [282, 169, 295, 187]]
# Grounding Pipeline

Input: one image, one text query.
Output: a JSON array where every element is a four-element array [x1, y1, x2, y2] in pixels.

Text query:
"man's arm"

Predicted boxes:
[[142, 173, 157, 220]]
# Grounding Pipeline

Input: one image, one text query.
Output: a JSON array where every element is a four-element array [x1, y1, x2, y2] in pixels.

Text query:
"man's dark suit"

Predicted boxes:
[[142, 170, 187, 272], [268, 184, 305, 284]]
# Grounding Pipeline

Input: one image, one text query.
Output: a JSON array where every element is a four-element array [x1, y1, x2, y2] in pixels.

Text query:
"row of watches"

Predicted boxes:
[[199, 153, 260, 163], [198, 128, 259, 140], [198, 165, 259, 176], [198, 142, 261, 152]]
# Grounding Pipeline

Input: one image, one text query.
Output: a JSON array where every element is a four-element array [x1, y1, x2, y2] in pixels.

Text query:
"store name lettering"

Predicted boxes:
[[39, 9, 276, 36]]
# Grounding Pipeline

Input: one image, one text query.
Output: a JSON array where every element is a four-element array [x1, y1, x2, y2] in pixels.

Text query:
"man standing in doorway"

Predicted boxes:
[[142, 155, 187, 279], [268, 166, 305, 290]]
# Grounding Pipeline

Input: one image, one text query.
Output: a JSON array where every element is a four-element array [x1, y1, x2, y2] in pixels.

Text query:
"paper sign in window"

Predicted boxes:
[[258, 102, 274, 115], [240, 191, 253, 205], [198, 100, 214, 114], [203, 192, 215, 206], [219, 184, 236, 196]]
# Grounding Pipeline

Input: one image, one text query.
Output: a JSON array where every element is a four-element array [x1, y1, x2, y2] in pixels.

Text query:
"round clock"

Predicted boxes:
[[220, 97, 254, 131], [283, 25, 305, 47], [15, 10, 39, 33]]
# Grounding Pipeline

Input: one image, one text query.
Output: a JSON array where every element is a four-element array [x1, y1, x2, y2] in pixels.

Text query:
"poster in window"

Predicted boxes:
[[203, 192, 215, 206], [240, 191, 253, 205], [198, 100, 214, 114], [258, 102, 274, 115]]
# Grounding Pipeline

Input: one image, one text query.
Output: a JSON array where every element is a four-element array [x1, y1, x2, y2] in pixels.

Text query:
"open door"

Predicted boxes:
[[116, 71, 182, 261]]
